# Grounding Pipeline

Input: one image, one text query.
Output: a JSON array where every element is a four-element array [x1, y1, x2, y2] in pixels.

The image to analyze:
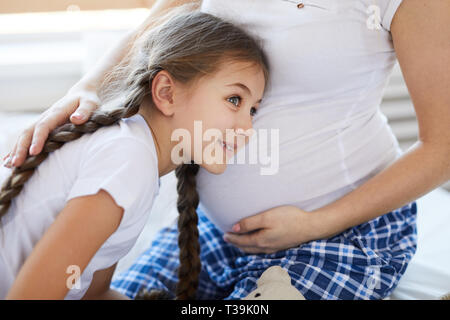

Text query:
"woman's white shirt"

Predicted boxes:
[[197, 0, 405, 232]]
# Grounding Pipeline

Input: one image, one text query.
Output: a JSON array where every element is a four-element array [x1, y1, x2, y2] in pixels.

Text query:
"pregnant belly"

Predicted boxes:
[[196, 157, 385, 233], [195, 138, 351, 233], [195, 126, 400, 233]]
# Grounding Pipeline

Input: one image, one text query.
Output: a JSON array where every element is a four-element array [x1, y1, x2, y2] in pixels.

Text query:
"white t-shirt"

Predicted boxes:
[[0, 113, 160, 299], [197, 0, 405, 232]]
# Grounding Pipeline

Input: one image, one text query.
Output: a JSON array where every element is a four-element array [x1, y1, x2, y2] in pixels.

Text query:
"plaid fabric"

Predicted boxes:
[[111, 201, 417, 300]]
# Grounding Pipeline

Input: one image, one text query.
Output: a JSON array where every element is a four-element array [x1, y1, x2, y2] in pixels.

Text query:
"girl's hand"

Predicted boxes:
[[3, 83, 100, 168], [223, 205, 322, 254]]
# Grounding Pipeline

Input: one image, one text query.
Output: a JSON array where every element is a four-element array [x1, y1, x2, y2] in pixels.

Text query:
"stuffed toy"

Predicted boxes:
[[243, 266, 306, 300], [441, 293, 450, 300]]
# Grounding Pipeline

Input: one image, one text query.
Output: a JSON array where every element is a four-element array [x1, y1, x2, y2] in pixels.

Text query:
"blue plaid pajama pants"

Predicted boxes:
[[111, 201, 417, 300]]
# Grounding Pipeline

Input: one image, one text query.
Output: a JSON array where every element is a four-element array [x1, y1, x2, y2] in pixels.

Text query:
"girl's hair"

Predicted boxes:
[[0, 4, 269, 300]]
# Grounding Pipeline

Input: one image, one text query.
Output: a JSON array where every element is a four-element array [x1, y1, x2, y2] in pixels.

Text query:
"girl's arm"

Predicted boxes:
[[81, 263, 130, 300], [5, 0, 201, 168], [6, 190, 124, 299]]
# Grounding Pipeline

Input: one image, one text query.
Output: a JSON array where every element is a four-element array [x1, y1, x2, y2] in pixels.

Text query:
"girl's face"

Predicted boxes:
[[174, 60, 266, 174]]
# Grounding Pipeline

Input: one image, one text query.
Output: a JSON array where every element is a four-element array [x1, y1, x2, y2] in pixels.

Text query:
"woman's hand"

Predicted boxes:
[[223, 205, 322, 254], [3, 83, 100, 168], [2, 0, 203, 169]]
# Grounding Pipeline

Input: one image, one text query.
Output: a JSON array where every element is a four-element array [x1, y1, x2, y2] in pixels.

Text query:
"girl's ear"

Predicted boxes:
[[151, 70, 176, 116]]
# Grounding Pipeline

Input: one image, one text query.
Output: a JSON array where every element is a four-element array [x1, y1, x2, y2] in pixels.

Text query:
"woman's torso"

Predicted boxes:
[[197, 0, 404, 232]]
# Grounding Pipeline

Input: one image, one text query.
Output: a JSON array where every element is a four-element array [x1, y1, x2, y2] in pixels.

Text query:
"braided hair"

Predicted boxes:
[[1, 5, 269, 300], [0, 65, 155, 217]]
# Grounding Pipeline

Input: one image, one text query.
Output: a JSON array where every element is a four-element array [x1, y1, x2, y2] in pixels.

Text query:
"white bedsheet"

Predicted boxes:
[[389, 187, 450, 300]]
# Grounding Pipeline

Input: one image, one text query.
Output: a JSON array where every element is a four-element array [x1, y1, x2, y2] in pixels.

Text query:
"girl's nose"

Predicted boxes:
[[235, 113, 253, 133], [232, 116, 254, 149]]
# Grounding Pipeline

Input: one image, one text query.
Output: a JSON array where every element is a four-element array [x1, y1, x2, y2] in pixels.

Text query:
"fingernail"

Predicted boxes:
[[71, 112, 85, 120], [3, 156, 11, 168], [11, 156, 18, 167], [29, 144, 37, 156], [223, 234, 229, 242], [232, 224, 240, 233]]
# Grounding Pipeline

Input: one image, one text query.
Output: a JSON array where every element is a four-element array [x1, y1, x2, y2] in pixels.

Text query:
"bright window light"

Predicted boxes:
[[0, 8, 150, 34]]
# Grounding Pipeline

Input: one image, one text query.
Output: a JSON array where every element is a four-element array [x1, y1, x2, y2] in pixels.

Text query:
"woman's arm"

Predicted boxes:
[[312, 0, 450, 239], [80, 0, 201, 90], [224, 0, 450, 253], [4, 0, 201, 168], [6, 190, 124, 299]]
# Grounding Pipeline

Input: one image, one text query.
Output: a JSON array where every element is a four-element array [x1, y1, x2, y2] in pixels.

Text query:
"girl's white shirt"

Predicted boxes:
[[0, 114, 160, 299], [197, 0, 406, 232]]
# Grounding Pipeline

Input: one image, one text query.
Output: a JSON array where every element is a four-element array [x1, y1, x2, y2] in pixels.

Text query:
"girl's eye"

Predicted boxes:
[[227, 96, 241, 107], [250, 107, 258, 117]]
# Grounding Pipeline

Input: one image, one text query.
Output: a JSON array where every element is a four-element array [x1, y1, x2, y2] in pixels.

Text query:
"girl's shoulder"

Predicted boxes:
[[84, 114, 157, 159], [66, 113, 160, 221]]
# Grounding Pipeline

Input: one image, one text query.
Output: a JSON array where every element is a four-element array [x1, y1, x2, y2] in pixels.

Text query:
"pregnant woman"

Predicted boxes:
[[5, 0, 450, 300]]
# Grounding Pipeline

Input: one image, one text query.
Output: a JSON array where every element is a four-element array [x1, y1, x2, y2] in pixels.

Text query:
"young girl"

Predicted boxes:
[[0, 6, 268, 300]]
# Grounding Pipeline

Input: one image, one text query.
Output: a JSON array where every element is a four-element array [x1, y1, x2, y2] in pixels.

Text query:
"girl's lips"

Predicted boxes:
[[218, 139, 236, 153]]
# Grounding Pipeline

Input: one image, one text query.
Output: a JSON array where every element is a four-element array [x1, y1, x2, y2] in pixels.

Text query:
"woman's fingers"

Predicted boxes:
[[3, 86, 101, 168], [12, 93, 100, 166], [5, 110, 63, 167], [69, 99, 99, 125], [3, 149, 15, 168], [29, 120, 53, 156], [223, 231, 279, 254], [28, 102, 82, 157], [3, 129, 26, 168], [69, 91, 101, 124], [232, 212, 268, 234], [7, 104, 70, 166], [11, 127, 34, 167], [2, 153, 11, 164]]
